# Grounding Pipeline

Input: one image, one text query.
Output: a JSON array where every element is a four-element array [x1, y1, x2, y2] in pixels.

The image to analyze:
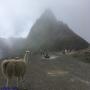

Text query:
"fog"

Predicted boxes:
[[0, 0, 89, 42]]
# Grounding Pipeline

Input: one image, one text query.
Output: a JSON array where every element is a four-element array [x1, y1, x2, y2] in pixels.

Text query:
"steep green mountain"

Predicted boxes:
[[26, 9, 89, 51], [0, 9, 89, 58]]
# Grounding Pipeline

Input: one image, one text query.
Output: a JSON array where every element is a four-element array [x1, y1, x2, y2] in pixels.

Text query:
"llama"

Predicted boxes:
[[1, 50, 30, 87]]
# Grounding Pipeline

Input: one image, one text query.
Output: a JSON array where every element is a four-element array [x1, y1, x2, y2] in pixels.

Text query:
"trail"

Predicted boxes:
[[0, 54, 90, 90]]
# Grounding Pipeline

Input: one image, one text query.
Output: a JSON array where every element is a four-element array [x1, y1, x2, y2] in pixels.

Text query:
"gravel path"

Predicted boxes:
[[0, 54, 90, 90]]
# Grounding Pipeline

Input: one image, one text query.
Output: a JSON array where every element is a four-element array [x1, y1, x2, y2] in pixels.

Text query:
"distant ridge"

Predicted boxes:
[[0, 9, 89, 59], [26, 9, 89, 51]]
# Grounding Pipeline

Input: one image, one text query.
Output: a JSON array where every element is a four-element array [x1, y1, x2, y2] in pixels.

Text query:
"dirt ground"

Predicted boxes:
[[0, 53, 90, 90]]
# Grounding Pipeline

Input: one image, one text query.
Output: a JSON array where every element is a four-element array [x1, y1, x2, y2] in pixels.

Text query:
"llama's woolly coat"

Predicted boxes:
[[1, 51, 30, 87], [1, 59, 26, 79]]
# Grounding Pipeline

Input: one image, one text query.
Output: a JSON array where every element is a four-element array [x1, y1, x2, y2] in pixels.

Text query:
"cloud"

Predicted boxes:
[[0, 0, 89, 42]]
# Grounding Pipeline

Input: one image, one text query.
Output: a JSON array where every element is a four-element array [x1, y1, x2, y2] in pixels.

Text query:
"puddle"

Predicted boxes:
[[42, 55, 58, 60], [49, 56, 58, 59], [47, 70, 69, 76]]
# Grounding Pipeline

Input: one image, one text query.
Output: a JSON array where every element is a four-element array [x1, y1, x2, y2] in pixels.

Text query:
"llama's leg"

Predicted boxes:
[[20, 76, 25, 88], [17, 77, 19, 87], [6, 78, 12, 87], [28, 60, 30, 64], [6, 78, 9, 87], [21, 76, 23, 82], [17, 76, 24, 88]]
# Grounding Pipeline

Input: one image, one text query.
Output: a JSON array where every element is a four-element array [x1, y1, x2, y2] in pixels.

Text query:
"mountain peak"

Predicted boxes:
[[40, 9, 56, 21], [26, 9, 89, 51]]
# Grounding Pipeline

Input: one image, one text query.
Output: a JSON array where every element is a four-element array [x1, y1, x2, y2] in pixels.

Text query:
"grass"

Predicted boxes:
[[72, 50, 90, 63]]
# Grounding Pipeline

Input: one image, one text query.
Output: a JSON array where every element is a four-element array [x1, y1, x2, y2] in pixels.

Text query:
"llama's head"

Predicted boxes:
[[24, 50, 31, 63], [25, 50, 31, 57], [26, 50, 31, 54]]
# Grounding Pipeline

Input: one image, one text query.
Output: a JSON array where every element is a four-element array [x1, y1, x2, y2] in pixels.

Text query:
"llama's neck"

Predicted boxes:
[[24, 53, 29, 62]]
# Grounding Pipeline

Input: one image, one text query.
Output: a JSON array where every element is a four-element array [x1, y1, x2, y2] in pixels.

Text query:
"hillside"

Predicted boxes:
[[0, 9, 89, 58], [26, 9, 89, 51], [71, 47, 90, 63]]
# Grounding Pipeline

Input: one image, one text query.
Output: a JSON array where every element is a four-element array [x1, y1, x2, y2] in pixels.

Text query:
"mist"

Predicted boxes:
[[0, 0, 89, 42]]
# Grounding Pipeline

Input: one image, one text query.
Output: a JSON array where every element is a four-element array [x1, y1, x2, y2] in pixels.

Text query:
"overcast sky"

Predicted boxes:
[[0, 0, 89, 42]]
